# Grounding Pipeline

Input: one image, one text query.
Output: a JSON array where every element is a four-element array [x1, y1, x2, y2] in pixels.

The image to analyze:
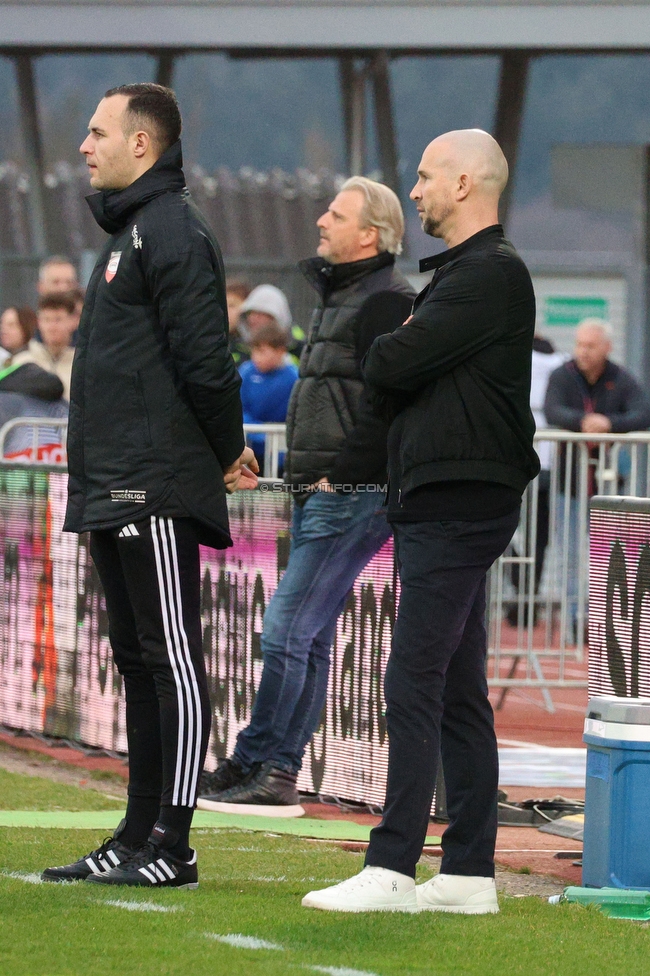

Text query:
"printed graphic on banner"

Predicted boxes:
[[590, 507, 650, 699], [0, 474, 396, 807]]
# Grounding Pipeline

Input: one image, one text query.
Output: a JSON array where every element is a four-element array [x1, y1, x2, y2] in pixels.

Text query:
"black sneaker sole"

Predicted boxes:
[[85, 875, 199, 889]]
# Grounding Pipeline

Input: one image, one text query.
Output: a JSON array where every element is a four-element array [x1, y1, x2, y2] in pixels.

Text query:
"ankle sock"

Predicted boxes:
[[158, 805, 194, 860]]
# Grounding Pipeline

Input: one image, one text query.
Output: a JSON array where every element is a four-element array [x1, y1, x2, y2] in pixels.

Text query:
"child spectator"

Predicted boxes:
[[239, 322, 298, 473], [31, 293, 77, 400]]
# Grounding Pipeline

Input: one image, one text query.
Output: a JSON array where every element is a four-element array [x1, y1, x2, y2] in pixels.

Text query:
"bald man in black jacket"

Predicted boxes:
[[303, 130, 539, 916]]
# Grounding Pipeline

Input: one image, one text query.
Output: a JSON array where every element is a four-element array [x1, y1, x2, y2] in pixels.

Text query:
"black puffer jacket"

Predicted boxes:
[[64, 142, 244, 549], [284, 252, 414, 492]]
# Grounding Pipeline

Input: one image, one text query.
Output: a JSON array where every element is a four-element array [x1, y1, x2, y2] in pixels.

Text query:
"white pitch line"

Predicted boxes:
[[204, 933, 284, 951], [310, 967, 382, 976], [1, 870, 45, 885], [102, 900, 182, 913]]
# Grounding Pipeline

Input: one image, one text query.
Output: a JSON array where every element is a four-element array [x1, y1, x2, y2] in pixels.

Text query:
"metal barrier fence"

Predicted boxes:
[[3, 418, 649, 710]]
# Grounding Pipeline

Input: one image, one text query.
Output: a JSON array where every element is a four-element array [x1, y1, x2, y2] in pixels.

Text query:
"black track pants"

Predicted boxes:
[[90, 517, 211, 810]]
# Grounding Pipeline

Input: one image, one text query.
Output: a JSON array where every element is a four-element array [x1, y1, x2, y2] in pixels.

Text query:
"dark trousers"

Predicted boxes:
[[90, 517, 210, 815], [365, 510, 520, 879]]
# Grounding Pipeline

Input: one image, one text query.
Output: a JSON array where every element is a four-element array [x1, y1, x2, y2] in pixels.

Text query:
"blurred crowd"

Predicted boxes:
[[0, 260, 303, 470]]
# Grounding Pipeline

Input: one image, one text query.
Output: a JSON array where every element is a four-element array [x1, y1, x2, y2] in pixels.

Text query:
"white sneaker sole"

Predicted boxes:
[[302, 895, 419, 913], [196, 799, 305, 818], [417, 903, 499, 914]]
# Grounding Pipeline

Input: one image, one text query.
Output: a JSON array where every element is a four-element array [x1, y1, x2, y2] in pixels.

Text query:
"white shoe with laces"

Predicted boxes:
[[416, 873, 499, 914], [301, 866, 417, 913]]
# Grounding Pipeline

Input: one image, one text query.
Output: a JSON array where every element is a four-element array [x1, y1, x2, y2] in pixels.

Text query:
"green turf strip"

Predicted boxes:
[[0, 809, 441, 843], [1, 827, 649, 976]]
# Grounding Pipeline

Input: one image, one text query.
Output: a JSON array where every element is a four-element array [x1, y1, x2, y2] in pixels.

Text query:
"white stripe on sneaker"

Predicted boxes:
[[157, 858, 175, 880], [86, 857, 102, 875], [138, 866, 157, 884], [107, 850, 121, 866], [151, 864, 167, 882]]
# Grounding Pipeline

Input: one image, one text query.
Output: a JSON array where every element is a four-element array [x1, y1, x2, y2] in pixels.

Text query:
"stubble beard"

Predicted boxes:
[[421, 202, 453, 239]]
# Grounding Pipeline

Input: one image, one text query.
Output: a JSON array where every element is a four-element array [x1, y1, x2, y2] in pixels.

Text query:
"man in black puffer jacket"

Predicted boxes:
[[198, 177, 415, 814], [302, 130, 539, 914], [42, 84, 255, 890]]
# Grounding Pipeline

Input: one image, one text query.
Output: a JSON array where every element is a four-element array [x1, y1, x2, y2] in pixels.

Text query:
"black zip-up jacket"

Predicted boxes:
[[64, 142, 244, 548], [363, 225, 540, 499]]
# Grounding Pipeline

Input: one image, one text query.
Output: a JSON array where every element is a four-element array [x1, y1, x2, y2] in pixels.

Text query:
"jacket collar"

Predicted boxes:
[[86, 141, 185, 234], [299, 251, 395, 297], [419, 224, 504, 273]]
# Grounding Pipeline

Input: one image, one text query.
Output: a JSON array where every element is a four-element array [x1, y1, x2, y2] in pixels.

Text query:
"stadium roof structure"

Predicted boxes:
[[3, 0, 650, 51], [5, 0, 650, 254]]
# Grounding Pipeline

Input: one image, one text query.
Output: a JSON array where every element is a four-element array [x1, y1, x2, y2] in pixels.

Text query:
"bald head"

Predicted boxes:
[[411, 129, 508, 247], [426, 130, 508, 196], [574, 318, 612, 383]]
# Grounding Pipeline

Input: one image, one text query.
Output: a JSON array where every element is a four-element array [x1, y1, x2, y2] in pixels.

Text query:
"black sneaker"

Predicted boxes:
[[85, 822, 198, 889], [41, 818, 137, 882], [197, 757, 250, 802], [198, 761, 304, 818]]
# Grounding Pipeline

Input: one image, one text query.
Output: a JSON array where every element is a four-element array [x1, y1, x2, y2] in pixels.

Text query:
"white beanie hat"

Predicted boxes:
[[240, 284, 292, 331]]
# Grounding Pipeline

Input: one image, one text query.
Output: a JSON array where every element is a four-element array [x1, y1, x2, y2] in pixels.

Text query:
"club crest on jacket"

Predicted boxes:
[[105, 251, 122, 283]]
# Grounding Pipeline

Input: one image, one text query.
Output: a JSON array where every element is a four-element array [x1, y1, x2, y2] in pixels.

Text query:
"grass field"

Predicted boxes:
[[1, 766, 649, 976]]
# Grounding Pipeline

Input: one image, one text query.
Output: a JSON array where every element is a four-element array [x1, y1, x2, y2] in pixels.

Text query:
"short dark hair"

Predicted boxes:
[[250, 323, 289, 351], [225, 278, 251, 302], [38, 292, 76, 316], [104, 83, 181, 154]]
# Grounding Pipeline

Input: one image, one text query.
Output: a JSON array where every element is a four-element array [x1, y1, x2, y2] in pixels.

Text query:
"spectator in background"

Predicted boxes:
[[0, 305, 64, 401], [544, 318, 650, 636], [239, 283, 304, 363], [239, 322, 298, 473], [31, 293, 77, 400], [37, 255, 78, 296], [226, 278, 252, 365], [198, 176, 414, 815]]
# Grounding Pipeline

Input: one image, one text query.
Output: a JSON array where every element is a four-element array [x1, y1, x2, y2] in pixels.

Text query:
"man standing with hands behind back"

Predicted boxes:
[[303, 130, 539, 914], [41, 83, 256, 889]]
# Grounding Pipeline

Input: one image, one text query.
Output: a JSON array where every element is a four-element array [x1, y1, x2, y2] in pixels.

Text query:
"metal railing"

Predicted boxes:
[[489, 430, 650, 710], [242, 422, 287, 479], [0, 416, 68, 467], [3, 417, 647, 710]]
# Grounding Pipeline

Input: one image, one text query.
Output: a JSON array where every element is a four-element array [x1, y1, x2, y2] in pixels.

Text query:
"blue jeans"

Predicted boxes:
[[233, 489, 391, 774]]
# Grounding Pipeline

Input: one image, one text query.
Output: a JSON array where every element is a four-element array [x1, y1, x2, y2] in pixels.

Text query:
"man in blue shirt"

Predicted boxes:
[[239, 323, 298, 472]]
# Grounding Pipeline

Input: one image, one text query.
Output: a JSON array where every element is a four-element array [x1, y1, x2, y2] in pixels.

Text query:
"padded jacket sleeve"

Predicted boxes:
[[329, 290, 413, 487], [144, 229, 245, 469]]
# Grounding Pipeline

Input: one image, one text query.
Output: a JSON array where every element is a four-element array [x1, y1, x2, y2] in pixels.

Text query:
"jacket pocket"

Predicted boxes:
[[129, 371, 152, 450]]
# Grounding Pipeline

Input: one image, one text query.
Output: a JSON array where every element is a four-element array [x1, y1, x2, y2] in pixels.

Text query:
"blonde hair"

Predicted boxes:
[[340, 176, 405, 256]]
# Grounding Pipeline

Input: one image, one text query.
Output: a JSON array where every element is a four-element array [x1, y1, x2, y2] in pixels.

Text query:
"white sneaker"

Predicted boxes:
[[416, 873, 499, 914], [302, 866, 417, 913]]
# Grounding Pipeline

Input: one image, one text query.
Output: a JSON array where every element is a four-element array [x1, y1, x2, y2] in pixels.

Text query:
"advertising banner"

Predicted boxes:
[[0, 468, 396, 807], [589, 497, 650, 700]]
